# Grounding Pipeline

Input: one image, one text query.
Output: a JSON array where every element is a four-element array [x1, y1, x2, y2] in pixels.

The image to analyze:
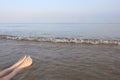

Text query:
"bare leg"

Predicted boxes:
[[0, 69, 21, 80], [0, 56, 26, 77], [9, 56, 27, 70], [1, 56, 32, 80]]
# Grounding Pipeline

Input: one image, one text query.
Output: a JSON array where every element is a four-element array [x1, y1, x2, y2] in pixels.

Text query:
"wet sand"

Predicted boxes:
[[0, 39, 120, 80]]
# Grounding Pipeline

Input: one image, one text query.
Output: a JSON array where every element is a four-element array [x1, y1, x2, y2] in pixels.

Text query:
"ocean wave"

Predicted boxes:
[[0, 35, 120, 45]]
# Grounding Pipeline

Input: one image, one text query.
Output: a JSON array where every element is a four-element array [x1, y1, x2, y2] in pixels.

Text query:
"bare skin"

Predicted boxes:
[[0, 56, 32, 80]]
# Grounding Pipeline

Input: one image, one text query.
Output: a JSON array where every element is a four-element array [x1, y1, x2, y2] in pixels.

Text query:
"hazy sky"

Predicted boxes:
[[0, 0, 120, 23]]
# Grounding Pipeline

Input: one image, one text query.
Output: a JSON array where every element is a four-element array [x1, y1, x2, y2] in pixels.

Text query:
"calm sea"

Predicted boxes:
[[0, 23, 120, 44], [0, 24, 120, 80], [0, 23, 120, 39]]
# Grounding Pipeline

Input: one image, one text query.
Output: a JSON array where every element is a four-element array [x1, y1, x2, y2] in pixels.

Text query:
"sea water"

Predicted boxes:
[[0, 23, 120, 80], [0, 23, 120, 44], [0, 39, 120, 80]]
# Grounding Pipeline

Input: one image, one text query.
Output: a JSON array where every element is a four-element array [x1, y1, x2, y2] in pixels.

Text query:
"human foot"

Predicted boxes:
[[9, 56, 27, 70], [16, 56, 32, 70]]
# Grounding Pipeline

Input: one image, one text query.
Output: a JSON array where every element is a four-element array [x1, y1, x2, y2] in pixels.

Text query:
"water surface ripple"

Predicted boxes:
[[0, 39, 120, 80]]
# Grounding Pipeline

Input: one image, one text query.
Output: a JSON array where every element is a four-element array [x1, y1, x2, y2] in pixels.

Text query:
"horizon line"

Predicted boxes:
[[0, 22, 120, 24]]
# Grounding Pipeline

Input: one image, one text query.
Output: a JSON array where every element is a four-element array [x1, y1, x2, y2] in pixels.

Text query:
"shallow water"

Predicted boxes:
[[0, 39, 120, 80]]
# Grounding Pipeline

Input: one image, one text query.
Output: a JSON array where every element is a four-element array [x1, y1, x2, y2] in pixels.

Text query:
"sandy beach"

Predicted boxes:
[[0, 39, 120, 80]]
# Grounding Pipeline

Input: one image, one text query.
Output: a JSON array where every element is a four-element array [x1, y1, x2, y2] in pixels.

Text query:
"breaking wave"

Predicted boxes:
[[0, 35, 120, 45]]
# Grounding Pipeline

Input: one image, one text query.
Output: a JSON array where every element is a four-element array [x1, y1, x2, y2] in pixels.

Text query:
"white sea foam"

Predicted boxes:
[[0, 35, 120, 45]]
